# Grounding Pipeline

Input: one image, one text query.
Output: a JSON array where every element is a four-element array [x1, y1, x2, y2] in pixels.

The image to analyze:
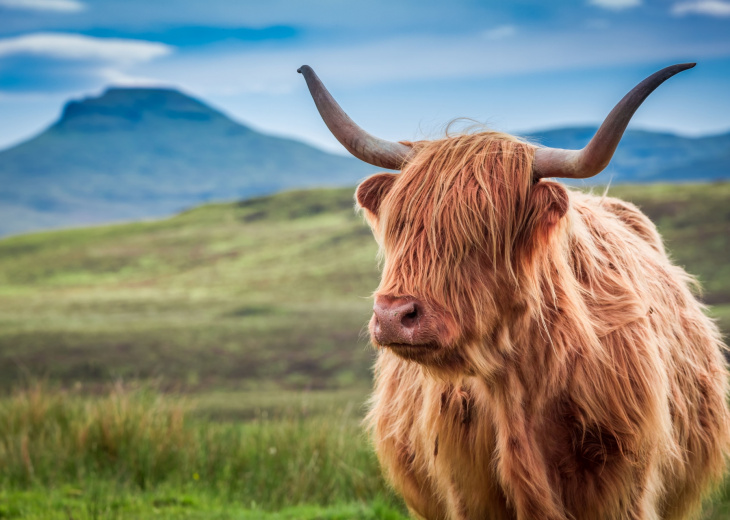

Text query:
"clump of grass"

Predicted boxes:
[[0, 382, 191, 490], [0, 383, 398, 511]]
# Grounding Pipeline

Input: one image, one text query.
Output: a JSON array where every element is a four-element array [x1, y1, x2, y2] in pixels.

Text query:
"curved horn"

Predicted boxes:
[[298, 65, 412, 170], [534, 63, 696, 179]]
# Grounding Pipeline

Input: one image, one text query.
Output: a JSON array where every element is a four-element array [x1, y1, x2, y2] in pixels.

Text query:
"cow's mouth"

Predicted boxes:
[[379, 341, 440, 361], [382, 342, 438, 350]]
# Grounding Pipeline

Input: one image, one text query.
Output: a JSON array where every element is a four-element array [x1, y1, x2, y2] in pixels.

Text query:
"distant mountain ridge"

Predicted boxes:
[[0, 87, 728, 237], [0, 87, 374, 236], [527, 127, 730, 183]]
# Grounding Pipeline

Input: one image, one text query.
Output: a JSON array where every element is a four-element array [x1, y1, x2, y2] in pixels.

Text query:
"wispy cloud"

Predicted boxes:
[[482, 25, 517, 40], [81, 26, 298, 48], [0, 33, 172, 63], [0, 0, 84, 12], [132, 27, 730, 100], [588, 0, 641, 10], [0, 33, 173, 94], [672, 0, 730, 16], [97, 67, 171, 87]]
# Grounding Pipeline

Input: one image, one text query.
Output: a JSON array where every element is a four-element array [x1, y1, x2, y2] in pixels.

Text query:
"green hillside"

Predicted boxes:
[[0, 183, 728, 389]]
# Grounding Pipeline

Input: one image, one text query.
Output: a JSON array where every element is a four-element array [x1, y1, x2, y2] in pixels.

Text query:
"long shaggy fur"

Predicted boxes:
[[359, 132, 730, 519]]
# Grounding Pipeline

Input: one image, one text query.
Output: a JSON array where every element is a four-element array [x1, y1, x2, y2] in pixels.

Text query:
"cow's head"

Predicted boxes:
[[354, 133, 570, 369], [298, 64, 694, 370]]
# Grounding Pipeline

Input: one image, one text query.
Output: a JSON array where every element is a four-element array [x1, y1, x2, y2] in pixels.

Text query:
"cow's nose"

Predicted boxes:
[[372, 296, 423, 345]]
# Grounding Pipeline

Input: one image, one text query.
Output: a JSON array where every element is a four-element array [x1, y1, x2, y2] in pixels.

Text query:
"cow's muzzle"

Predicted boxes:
[[371, 295, 438, 350]]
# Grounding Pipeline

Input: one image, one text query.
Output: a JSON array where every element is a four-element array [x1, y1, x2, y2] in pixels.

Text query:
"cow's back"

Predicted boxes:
[[574, 191, 730, 518]]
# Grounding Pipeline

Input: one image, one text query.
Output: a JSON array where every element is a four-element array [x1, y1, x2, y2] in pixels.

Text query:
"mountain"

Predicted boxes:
[[0, 87, 374, 237], [527, 127, 730, 184], [1, 87, 728, 237]]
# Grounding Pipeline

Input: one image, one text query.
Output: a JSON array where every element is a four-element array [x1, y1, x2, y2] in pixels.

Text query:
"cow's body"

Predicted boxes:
[[356, 134, 730, 519], [367, 181, 729, 520]]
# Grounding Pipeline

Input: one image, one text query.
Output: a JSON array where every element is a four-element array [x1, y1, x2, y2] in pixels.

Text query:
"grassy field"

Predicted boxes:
[[0, 182, 728, 390], [0, 188, 380, 389], [0, 182, 729, 518]]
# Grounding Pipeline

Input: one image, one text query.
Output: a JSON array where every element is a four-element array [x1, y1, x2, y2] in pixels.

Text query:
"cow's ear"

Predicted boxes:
[[356, 173, 398, 216], [524, 181, 569, 241]]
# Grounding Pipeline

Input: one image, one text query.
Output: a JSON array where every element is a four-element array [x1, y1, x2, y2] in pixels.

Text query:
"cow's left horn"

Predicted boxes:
[[298, 65, 413, 170], [533, 63, 696, 179]]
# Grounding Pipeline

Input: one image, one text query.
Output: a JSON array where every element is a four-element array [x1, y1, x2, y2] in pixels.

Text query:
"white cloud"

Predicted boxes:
[[97, 67, 173, 87], [588, 0, 641, 10], [482, 25, 517, 40], [0, 0, 84, 12], [0, 33, 173, 63], [672, 0, 730, 16]]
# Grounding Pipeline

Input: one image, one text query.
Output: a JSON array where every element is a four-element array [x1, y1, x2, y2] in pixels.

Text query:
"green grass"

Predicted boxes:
[[1, 183, 728, 389], [3, 384, 730, 519], [0, 488, 407, 520], [0, 384, 407, 519]]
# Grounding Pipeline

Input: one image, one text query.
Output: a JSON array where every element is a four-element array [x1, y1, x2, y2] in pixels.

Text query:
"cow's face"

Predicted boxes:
[[356, 132, 568, 370]]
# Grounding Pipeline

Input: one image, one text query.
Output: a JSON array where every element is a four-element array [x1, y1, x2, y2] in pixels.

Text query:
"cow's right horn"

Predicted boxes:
[[298, 65, 413, 171], [533, 63, 696, 180]]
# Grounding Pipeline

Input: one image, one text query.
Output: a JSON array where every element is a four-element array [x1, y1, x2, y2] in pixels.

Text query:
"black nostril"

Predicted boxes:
[[401, 304, 420, 328]]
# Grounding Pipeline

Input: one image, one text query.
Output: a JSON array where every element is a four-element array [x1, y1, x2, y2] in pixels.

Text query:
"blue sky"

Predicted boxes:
[[1, 0, 729, 153]]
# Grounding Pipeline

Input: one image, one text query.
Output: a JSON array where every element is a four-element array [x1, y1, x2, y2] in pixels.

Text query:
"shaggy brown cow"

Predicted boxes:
[[299, 64, 730, 519]]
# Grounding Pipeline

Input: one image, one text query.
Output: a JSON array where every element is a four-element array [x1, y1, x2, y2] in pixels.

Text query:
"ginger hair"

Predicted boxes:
[[359, 131, 730, 519]]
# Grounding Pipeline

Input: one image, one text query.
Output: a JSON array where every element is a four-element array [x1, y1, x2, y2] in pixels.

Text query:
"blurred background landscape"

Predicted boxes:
[[1, 0, 729, 518]]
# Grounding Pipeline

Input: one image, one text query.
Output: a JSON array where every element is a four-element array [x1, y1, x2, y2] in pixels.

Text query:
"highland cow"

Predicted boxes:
[[299, 63, 730, 519]]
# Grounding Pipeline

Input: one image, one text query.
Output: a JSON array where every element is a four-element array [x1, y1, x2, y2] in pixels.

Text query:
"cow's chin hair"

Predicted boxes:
[[374, 339, 468, 371]]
